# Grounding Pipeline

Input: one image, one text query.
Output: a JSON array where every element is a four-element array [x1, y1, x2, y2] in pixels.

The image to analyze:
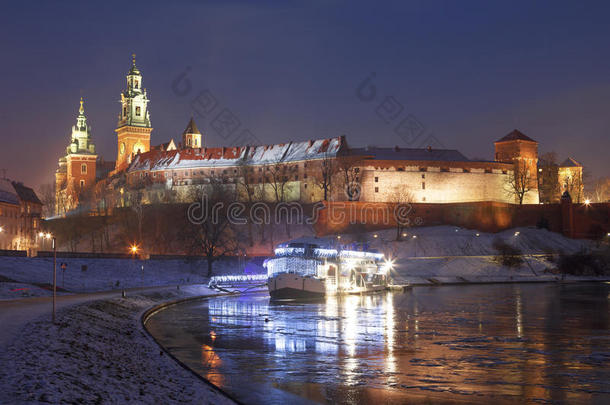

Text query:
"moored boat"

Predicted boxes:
[[264, 238, 393, 299]]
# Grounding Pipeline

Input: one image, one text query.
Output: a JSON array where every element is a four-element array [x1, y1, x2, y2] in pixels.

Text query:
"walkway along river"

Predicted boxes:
[[145, 283, 610, 404]]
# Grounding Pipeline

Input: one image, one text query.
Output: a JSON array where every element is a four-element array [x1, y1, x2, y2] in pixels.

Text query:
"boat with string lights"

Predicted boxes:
[[264, 238, 393, 299]]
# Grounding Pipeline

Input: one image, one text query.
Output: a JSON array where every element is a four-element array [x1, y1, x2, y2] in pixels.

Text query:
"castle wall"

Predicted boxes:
[[314, 200, 609, 239], [359, 166, 514, 203]]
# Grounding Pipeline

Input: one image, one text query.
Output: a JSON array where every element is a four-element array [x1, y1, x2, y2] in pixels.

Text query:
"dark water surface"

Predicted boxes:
[[146, 283, 610, 404]]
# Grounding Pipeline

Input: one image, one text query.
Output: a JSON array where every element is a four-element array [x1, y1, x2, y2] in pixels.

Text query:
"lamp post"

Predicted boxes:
[[130, 244, 139, 286], [46, 233, 57, 324]]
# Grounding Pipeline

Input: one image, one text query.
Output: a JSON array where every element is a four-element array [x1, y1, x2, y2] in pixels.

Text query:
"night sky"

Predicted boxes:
[[1, 0, 609, 190]]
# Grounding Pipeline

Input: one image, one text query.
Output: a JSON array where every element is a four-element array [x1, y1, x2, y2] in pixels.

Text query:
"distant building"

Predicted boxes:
[[57, 57, 591, 215], [0, 178, 42, 253], [538, 156, 584, 203]]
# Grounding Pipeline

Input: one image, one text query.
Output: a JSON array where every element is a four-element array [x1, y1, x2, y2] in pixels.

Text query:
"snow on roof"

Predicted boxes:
[[0, 179, 20, 206], [128, 136, 344, 172]]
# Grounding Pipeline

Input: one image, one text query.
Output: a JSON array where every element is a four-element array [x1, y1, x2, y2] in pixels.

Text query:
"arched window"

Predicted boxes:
[[79, 179, 85, 188], [135, 106, 141, 116], [135, 80, 139, 89], [81, 164, 87, 174]]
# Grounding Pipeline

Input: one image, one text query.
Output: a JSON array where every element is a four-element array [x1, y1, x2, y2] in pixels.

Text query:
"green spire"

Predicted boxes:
[[128, 53, 140, 75]]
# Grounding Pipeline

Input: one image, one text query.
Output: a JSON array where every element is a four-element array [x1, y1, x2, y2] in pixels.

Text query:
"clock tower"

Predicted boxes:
[[115, 54, 153, 172]]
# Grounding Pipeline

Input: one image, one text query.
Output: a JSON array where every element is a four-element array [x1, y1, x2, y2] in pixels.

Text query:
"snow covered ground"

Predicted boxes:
[[0, 225, 605, 300], [334, 226, 604, 284], [0, 256, 251, 300], [0, 286, 236, 404]]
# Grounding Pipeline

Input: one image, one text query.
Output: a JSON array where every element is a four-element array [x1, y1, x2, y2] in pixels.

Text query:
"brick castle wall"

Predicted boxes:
[[315, 201, 609, 239]]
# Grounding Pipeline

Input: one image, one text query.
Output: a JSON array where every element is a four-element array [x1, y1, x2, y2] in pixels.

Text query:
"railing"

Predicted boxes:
[[208, 274, 268, 292]]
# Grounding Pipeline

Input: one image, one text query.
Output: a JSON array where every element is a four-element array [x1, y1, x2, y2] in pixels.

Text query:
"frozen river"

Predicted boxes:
[[146, 283, 610, 404]]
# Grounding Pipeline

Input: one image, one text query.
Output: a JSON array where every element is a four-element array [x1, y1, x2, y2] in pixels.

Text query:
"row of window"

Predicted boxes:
[[0, 208, 19, 218], [122, 106, 142, 117], [374, 168, 508, 178]]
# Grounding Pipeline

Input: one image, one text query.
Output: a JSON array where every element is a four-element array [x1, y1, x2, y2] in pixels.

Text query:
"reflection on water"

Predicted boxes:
[[146, 283, 610, 404]]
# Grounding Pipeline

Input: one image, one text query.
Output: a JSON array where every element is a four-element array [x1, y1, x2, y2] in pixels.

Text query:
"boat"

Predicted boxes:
[[264, 238, 393, 299]]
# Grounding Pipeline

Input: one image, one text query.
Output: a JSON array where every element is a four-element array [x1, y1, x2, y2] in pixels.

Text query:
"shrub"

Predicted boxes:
[[557, 248, 610, 276], [492, 238, 524, 268]]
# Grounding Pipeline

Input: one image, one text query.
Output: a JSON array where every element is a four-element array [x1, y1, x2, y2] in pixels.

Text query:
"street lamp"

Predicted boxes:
[[47, 233, 57, 324]]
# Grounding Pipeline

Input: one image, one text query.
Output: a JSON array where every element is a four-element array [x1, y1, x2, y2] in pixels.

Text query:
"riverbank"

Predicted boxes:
[[0, 285, 236, 404]]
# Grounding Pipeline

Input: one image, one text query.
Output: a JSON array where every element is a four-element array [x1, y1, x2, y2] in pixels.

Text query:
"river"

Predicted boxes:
[[145, 283, 610, 404]]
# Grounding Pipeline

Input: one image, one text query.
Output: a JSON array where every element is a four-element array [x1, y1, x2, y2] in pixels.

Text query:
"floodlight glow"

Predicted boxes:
[[514, 231, 520, 236], [584, 199, 591, 205], [373, 234, 378, 238], [130, 245, 139, 254], [382, 258, 395, 273], [45, 233, 52, 239], [39, 232, 44, 237]]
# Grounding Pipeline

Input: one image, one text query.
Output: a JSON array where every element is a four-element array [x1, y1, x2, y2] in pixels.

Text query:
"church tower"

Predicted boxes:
[[55, 97, 98, 214], [182, 117, 202, 148], [115, 54, 153, 172]]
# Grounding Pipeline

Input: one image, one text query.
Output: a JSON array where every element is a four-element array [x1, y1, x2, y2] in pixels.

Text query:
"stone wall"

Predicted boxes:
[[359, 166, 515, 203], [314, 200, 610, 240]]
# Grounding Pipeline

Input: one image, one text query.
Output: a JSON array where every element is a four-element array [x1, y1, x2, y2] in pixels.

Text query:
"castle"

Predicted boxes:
[[55, 57, 583, 215]]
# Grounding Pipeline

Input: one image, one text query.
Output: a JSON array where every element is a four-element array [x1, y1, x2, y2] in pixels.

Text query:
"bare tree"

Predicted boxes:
[[390, 186, 415, 241], [592, 177, 610, 203], [236, 161, 257, 246], [37, 183, 56, 218], [266, 160, 295, 238], [337, 155, 361, 201], [314, 152, 337, 201], [565, 168, 585, 203], [506, 160, 532, 204], [183, 179, 239, 277], [538, 152, 561, 203]]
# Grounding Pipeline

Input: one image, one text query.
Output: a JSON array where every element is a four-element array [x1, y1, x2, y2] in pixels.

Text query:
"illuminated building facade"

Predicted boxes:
[[54, 57, 583, 215]]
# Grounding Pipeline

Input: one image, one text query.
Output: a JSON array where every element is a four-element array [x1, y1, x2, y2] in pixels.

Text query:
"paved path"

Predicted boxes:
[[0, 285, 178, 349]]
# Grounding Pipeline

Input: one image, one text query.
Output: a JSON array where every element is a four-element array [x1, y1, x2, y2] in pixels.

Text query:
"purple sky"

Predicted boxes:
[[1, 0, 609, 190]]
